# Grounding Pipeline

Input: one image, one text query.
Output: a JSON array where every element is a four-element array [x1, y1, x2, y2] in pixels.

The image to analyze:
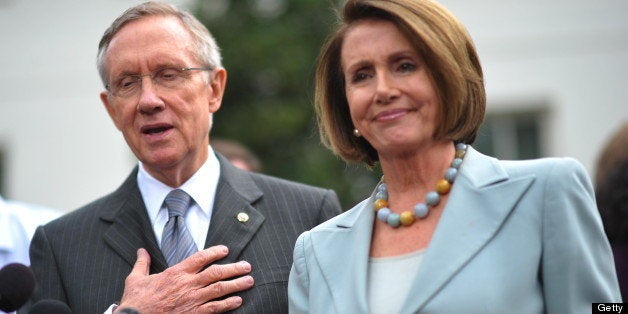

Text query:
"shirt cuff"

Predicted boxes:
[[104, 303, 118, 314]]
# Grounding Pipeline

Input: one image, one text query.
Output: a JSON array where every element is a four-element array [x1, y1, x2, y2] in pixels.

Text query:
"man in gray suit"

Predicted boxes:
[[26, 2, 341, 313]]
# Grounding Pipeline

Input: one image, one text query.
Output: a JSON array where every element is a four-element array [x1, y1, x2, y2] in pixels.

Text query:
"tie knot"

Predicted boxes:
[[164, 189, 192, 218]]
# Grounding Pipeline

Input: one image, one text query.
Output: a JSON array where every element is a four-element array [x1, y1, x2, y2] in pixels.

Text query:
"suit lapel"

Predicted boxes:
[[101, 168, 168, 273], [311, 198, 375, 313], [204, 155, 264, 263], [401, 147, 535, 312]]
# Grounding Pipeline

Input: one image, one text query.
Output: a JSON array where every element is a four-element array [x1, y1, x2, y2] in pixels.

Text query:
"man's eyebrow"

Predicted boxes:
[[111, 69, 140, 80]]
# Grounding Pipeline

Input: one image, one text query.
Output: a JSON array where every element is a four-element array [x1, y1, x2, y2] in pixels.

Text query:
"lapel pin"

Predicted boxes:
[[237, 212, 249, 223]]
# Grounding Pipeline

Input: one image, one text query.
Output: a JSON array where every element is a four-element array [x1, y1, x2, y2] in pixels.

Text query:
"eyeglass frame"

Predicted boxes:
[[105, 66, 214, 98]]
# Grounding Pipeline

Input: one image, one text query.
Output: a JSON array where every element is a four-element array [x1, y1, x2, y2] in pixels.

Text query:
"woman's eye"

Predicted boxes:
[[398, 62, 416, 72], [351, 72, 369, 83]]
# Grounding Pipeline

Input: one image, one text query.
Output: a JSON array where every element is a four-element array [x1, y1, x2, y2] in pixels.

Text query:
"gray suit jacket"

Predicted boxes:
[[289, 147, 621, 313], [27, 154, 341, 313]]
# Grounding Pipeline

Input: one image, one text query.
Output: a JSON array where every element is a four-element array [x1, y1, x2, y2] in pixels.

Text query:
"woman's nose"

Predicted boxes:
[[374, 72, 400, 105]]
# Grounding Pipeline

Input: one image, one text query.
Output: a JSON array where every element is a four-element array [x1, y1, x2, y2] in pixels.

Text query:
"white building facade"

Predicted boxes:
[[1, 0, 626, 212]]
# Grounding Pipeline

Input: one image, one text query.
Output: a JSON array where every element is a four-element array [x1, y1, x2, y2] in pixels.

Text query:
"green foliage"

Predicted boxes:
[[194, 0, 379, 208]]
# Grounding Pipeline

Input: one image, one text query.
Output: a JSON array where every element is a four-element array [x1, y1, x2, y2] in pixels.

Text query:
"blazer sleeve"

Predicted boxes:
[[541, 158, 622, 313], [317, 189, 342, 224], [288, 232, 310, 314], [28, 225, 68, 305]]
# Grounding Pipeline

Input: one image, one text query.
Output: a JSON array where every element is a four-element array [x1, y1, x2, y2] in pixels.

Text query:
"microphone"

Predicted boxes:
[[117, 308, 140, 314], [28, 299, 72, 314], [0, 263, 36, 312]]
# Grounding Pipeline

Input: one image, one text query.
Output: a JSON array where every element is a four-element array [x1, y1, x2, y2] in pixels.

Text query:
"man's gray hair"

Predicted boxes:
[[96, 1, 222, 87]]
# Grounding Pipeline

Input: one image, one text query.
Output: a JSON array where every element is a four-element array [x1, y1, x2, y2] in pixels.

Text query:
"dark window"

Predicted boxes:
[[474, 110, 545, 160]]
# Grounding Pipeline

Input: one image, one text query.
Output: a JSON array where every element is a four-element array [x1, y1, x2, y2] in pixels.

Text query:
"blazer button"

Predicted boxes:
[[237, 212, 249, 223]]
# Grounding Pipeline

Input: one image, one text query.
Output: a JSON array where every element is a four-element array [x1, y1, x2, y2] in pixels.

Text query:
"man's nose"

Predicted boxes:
[[136, 77, 165, 114]]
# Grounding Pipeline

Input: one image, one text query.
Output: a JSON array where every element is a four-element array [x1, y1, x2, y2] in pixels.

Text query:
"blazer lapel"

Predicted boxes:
[[204, 155, 264, 263], [311, 198, 375, 313], [401, 147, 535, 313], [101, 168, 168, 273]]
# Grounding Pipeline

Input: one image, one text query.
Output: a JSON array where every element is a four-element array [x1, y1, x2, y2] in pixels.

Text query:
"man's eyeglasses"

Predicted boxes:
[[106, 67, 213, 98]]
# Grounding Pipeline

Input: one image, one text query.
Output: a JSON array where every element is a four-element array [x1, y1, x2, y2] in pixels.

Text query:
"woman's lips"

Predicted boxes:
[[374, 108, 409, 121]]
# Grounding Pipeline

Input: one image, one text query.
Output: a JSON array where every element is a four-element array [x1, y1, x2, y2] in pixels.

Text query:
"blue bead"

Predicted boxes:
[[377, 207, 391, 222], [426, 191, 440, 206], [377, 183, 387, 193], [455, 143, 468, 151], [444, 168, 458, 182], [387, 213, 401, 227], [451, 158, 463, 169], [375, 190, 388, 200], [414, 203, 429, 218]]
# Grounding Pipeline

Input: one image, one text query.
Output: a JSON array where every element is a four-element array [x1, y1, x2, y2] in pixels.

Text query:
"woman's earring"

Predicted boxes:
[[353, 129, 361, 137]]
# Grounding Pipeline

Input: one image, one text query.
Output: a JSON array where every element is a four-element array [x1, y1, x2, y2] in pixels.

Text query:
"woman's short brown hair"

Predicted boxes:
[[315, 0, 486, 165]]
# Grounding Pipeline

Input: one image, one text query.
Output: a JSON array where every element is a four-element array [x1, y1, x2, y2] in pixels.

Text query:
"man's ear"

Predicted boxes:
[[207, 68, 227, 113], [100, 91, 123, 131]]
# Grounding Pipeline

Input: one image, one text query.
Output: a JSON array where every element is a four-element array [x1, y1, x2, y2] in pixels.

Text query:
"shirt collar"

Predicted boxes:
[[137, 147, 221, 225]]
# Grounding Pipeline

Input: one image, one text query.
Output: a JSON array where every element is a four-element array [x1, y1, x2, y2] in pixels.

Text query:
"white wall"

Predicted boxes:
[[0, 0, 190, 211], [0, 0, 626, 212], [442, 0, 628, 168]]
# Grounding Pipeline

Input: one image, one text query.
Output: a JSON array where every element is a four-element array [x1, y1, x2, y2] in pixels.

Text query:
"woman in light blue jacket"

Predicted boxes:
[[288, 0, 621, 313]]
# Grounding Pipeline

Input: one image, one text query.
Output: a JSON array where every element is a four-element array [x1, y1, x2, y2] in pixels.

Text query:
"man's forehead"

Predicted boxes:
[[108, 16, 192, 51], [104, 15, 196, 73]]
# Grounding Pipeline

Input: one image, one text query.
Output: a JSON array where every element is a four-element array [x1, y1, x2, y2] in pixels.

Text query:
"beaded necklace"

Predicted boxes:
[[373, 143, 468, 228]]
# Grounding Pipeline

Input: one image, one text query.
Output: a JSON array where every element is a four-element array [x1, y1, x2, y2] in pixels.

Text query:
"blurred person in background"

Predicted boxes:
[[288, 0, 621, 313], [0, 194, 59, 314], [0, 194, 59, 267], [211, 138, 262, 172], [595, 121, 628, 299]]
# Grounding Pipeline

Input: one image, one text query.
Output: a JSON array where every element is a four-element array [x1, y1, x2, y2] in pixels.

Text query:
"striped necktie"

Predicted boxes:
[[161, 189, 198, 267]]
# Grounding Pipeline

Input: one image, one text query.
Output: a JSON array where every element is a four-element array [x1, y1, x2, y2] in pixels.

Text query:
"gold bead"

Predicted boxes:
[[400, 211, 415, 226], [435, 179, 451, 194], [373, 199, 388, 211], [455, 149, 466, 159]]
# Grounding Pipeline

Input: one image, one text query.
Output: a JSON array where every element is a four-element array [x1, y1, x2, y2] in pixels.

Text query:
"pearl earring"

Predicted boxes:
[[353, 129, 361, 137]]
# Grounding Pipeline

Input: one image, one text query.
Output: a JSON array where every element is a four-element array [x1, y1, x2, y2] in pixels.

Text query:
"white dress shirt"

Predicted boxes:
[[137, 147, 220, 251], [105, 148, 221, 314]]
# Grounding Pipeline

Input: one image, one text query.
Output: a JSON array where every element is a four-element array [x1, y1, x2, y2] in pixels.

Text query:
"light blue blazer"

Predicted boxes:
[[289, 147, 621, 313]]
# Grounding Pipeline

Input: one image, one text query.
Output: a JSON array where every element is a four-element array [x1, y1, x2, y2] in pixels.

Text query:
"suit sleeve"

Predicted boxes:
[[542, 158, 622, 313], [317, 189, 342, 224], [288, 232, 310, 314], [28, 225, 68, 306]]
